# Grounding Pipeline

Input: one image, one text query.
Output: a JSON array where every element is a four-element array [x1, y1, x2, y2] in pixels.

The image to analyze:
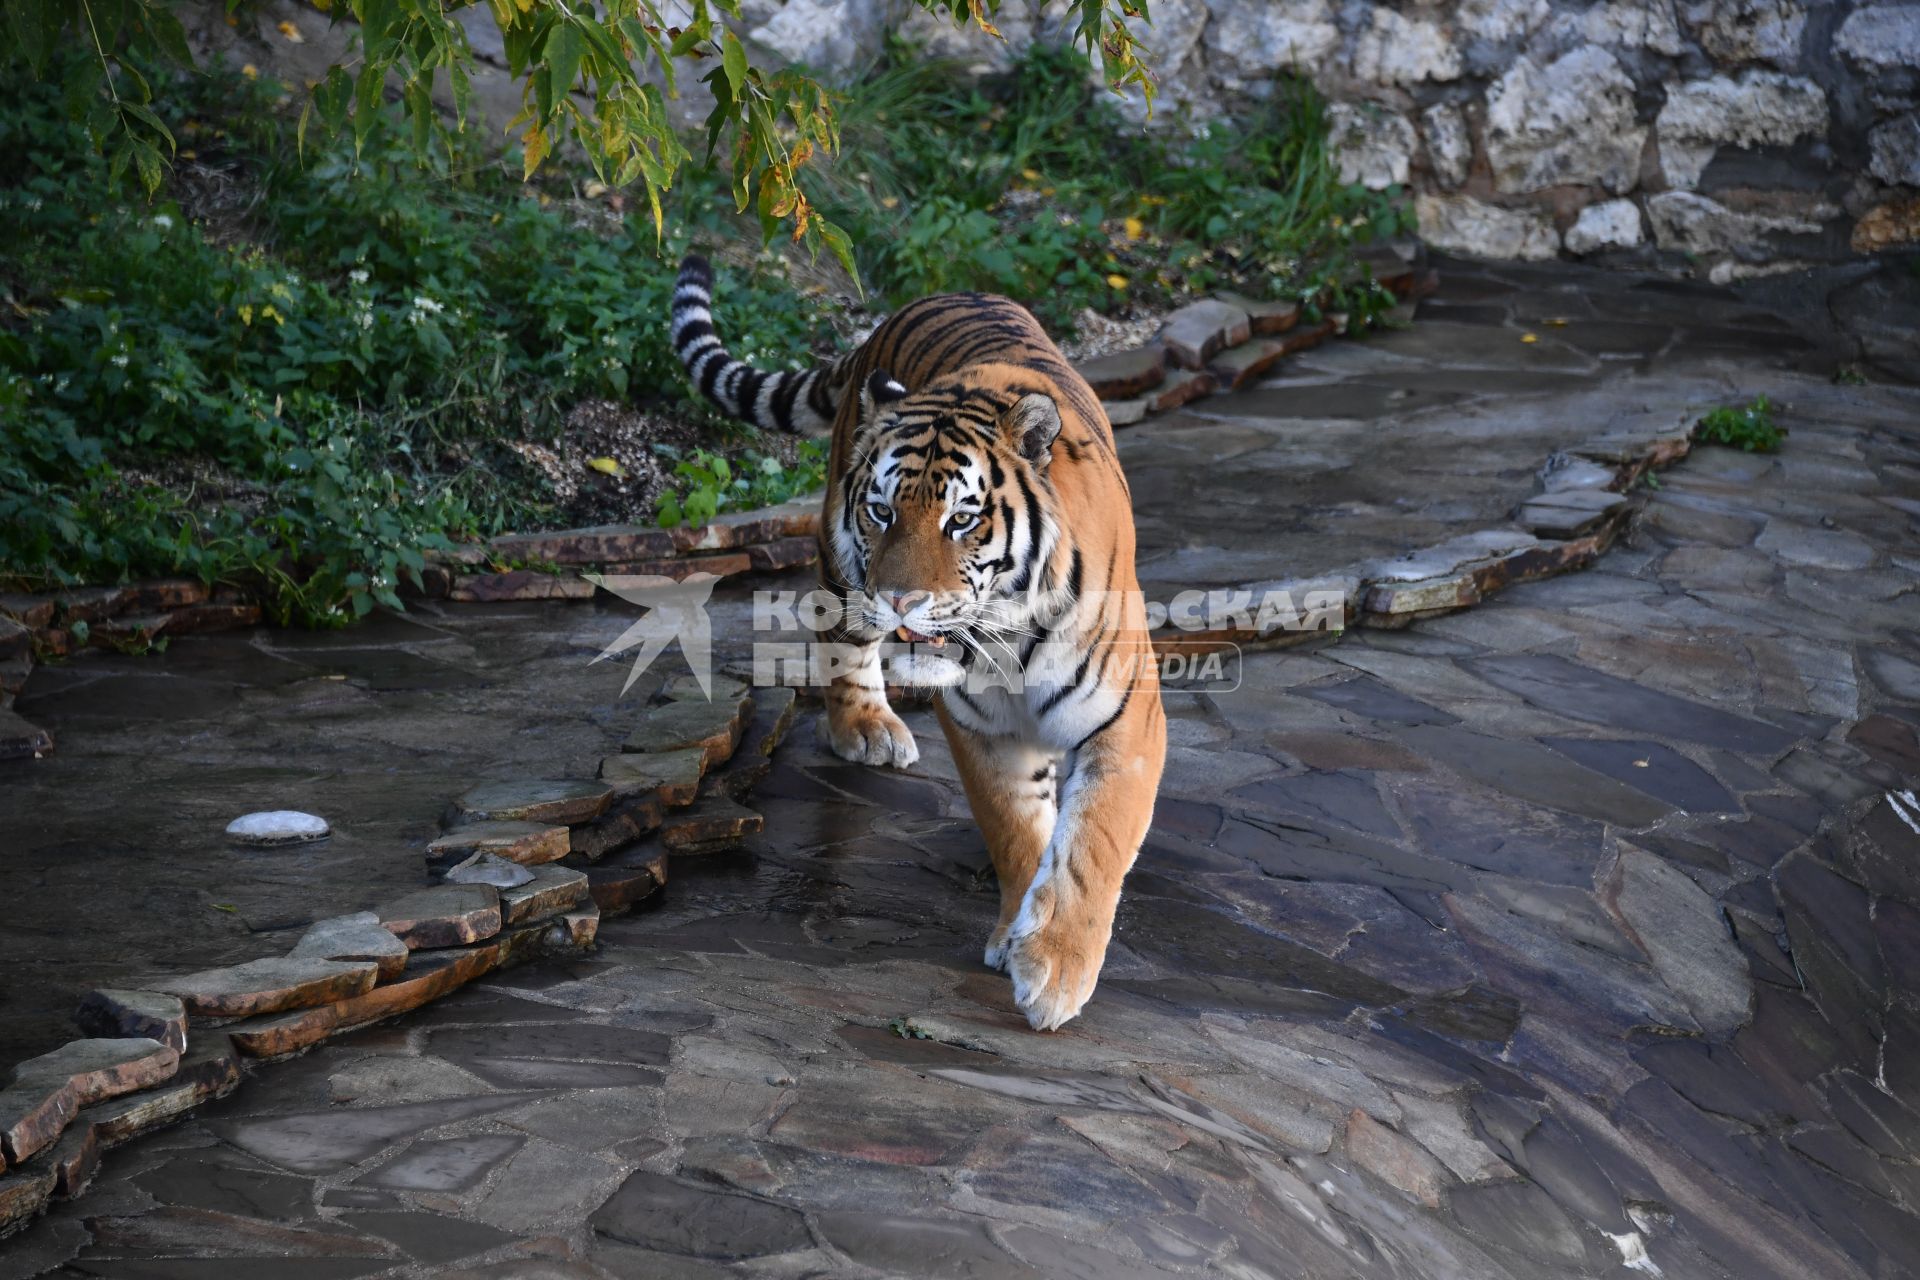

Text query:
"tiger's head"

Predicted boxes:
[[833, 368, 1065, 651]]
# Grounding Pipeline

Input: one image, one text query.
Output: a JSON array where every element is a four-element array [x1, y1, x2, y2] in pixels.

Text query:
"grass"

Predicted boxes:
[[1, 44, 1407, 627]]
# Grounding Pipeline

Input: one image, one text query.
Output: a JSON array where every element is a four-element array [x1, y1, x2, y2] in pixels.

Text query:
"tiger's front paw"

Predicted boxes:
[[825, 703, 919, 769], [1005, 886, 1109, 1031]]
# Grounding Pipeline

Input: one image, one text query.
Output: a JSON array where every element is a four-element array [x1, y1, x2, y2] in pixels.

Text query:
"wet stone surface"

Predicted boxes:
[[1, 258, 1919, 1275]]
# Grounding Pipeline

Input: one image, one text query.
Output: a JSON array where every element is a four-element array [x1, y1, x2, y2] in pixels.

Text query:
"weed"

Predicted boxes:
[[1697, 396, 1786, 453], [655, 441, 828, 528]]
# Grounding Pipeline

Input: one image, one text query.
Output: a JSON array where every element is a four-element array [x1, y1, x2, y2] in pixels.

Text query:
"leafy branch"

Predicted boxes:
[[3, 0, 1157, 278]]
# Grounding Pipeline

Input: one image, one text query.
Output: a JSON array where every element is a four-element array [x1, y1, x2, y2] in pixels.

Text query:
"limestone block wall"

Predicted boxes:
[[743, 0, 1920, 277]]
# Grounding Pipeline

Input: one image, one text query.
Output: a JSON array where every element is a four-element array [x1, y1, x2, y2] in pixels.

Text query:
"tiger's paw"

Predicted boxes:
[[825, 703, 919, 769], [1005, 908, 1106, 1032], [983, 924, 1011, 971]]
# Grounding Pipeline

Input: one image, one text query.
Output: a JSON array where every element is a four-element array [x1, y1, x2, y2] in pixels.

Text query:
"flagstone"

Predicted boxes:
[[425, 821, 570, 875], [449, 779, 613, 826], [73, 989, 189, 1054], [290, 913, 412, 982], [154, 957, 379, 1019], [621, 697, 752, 764], [375, 885, 502, 950]]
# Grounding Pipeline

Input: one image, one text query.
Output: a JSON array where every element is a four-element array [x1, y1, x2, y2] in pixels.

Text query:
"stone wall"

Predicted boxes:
[[746, 0, 1920, 277]]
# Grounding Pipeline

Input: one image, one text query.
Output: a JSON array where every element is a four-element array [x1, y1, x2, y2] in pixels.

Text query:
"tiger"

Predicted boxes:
[[669, 253, 1166, 1031]]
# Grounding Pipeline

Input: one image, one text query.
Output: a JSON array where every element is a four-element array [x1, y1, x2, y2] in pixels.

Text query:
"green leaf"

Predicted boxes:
[[721, 29, 748, 97], [546, 21, 585, 99]]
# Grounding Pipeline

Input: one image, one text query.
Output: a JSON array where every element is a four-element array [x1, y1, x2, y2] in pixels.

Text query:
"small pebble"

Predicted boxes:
[[767, 1073, 796, 1087]]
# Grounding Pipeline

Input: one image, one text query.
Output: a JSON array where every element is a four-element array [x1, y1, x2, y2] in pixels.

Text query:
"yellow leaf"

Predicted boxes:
[[238, 303, 254, 325], [879, 195, 899, 209], [277, 19, 304, 42], [1106, 274, 1129, 290], [241, 63, 259, 79], [1122, 216, 1144, 241], [587, 456, 627, 478], [1546, 318, 1568, 327], [1520, 332, 1538, 344], [1020, 168, 1041, 182], [584, 180, 608, 198]]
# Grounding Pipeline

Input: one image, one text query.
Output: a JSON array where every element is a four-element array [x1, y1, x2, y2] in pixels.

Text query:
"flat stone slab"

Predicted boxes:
[[500, 864, 591, 925], [225, 946, 503, 1060], [570, 846, 668, 914], [448, 571, 596, 603], [599, 748, 708, 807], [73, 990, 188, 1054], [375, 885, 502, 950], [622, 697, 752, 766], [1602, 845, 1752, 1035], [1161, 299, 1252, 370], [289, 913, 412, 982], [1145, 367, 1216, 412], [659, 794, 765, 853], [426, 821, 570, 874], [746, 537, 820, 572], [154, 956, 380, 1019], [1102, 397, 1149, 427], [223, 810, 330, 846], [1073, 344, 1168, 398], [592, 1169, 811, 1260], [1215, 291, 1303, 336], [1208, 338, 1294, 391], [568, 794, 664, 861], [1, 1037, 179, 1164], [451, 779, 614, 826], [662, 672, 751, 703]]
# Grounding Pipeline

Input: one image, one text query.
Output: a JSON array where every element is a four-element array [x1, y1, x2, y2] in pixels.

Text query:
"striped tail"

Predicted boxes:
[[671, 254, 850, 434]]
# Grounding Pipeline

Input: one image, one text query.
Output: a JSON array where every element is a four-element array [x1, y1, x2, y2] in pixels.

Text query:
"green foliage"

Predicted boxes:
[[1697, 396, 1785, 453], [2, 0, 1155, 277], [817, 44, 1411, 329], [0, 57, 831, 622], [655, 440, 828, 528]]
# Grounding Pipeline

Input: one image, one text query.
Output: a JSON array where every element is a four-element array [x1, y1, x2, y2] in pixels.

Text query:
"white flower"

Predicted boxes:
[[111, 354, 130, 368], [152, 214, 174, 229], [349, 269, 369, 284], [411, 295, 444, 314]]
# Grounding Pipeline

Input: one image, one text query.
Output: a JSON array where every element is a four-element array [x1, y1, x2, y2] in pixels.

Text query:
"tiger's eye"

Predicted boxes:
[[867, 501, 893, 526]]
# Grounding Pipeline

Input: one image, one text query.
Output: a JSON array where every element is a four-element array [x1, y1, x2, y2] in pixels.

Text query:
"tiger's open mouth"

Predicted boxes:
[[894, 625, 946, 647]]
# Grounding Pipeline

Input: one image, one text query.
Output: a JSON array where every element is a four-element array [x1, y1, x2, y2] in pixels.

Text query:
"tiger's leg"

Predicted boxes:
[[936, 702, 1059, 970], [821, 633, 919, 768], [1005, 688, 1166, 1031]]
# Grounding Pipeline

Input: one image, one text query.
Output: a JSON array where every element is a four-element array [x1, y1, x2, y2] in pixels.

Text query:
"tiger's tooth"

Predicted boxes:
[[928, 635, 946, 647], [895, 626, 913, 642]]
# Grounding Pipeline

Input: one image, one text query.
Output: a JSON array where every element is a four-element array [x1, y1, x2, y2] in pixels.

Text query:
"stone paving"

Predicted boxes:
[[2, 259, 1919, 1277]]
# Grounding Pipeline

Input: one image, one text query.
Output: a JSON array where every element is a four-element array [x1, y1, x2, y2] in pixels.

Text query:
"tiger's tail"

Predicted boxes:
[[671, 254, 852, 434]]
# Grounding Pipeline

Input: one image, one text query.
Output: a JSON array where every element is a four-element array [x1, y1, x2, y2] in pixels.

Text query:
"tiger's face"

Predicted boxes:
[[835, 371, 1063, 649]]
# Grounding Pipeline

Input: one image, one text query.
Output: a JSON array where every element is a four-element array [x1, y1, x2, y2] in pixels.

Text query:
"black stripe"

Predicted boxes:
[[1072, 684, 1133, 751], [773, 371, 807, 431]]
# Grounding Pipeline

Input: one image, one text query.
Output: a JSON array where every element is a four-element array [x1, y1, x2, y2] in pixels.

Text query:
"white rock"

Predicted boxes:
[[1645, 190, 1831, 256], [1202, 0, 1340, 89], [1684, 0, 1807, 67], [745, 0, 886, 79], [1564, 199, 1646, 253], [1422, 103, 1474, 189], [1327, 103, 1417, 189], [1870, 114, 1920, 187], [1417, 194, 1561, 260], [1351, 8, 1462, 85], [1833, 5, 1920, 74], [1582, 0, 1688, 54], [894, 0, 1055, 74], [225, 810, 331, 845], [1455, 0, 1553, 44], [1656, 70, 1829, 189], [1485, 47, 1646, 193]]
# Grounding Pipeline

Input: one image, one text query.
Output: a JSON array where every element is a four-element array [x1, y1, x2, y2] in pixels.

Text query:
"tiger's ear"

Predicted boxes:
[[859, 369, 909, 420], [1001, 393, 1062, 467]]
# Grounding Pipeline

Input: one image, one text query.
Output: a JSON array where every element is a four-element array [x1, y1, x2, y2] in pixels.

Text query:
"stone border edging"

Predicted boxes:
[[0, 679, 799, 1237]]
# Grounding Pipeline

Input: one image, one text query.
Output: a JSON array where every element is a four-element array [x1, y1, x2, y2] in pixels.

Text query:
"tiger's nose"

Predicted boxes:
[[888, 590, 932, 616]]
